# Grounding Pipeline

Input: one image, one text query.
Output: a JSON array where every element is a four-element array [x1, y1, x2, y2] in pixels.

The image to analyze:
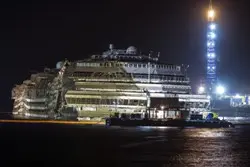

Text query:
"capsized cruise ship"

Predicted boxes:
[[12, 44, 210, 120]]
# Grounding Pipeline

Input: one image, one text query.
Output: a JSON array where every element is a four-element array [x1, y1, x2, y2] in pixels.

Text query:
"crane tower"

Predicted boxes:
[[206, 0, 217, 93]]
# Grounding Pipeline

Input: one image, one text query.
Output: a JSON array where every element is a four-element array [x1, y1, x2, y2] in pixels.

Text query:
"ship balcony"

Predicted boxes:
[[24, 98, 47, 102]]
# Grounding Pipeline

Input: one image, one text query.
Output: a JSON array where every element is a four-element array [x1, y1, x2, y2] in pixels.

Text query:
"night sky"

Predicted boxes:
[[0, 0, 249, 111]]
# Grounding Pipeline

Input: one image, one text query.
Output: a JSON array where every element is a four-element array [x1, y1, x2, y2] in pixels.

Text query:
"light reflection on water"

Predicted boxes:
[[2, 123, 250, 166], [115, 126, 250, 166], [184, 128, 228, 138], [175, 127, 248, 167]]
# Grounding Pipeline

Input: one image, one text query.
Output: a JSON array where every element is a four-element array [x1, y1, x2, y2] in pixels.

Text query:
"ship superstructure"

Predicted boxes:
[[12, 45, 210, 120]]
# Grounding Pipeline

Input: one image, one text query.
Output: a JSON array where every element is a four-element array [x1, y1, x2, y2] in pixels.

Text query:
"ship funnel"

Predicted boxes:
[[109, 44, 114, 51]]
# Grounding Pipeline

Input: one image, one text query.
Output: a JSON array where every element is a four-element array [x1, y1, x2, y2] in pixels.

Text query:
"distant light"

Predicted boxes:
[[216, 85, 225, 95], [235, 94, 241, 98], [208, 53, 215, 58], [209, 24, 216, 30], [207, 95, 211, 99], [198, 86, 205, 94], [208, 9, 215, 19], [208, 32, 216, 39], [207, 41, 215, 47]]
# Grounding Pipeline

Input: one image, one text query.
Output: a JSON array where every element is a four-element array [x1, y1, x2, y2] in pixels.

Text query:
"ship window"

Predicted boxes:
[[88, 98, 92, 104], [139, 100, 146, 106], [106, 99, 111, 105], [69, 98, 74, 103], [138, 64, 142, 68], [134, 64, 137, 68], [67, 98, 72, 103], [132, 100, 139, 105], [124, 100, 128, 105], [143, 64, 146, 68], [125, 64, 128, 67], [103, 99, 108, 104], [129, 64, 132, 67]]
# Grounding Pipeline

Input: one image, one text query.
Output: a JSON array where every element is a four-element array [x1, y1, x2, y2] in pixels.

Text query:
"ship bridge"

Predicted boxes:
[[91, 44, 159, 63]]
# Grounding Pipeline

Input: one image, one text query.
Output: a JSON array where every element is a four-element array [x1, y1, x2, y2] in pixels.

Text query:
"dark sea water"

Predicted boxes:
[[1, 123, 250, 166]]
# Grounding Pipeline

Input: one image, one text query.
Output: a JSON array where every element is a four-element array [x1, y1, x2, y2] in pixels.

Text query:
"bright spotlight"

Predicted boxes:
[[207, 41, 215, 47], [208, 32, 216, 39], [208, 53, 215, 58], [198, 86, 205, 94], [235, 94, 241, 98], [216, 85, 225, 95], [209, 24, 216, 30], [211, 53, 215, 58], [208, 9, 215, 19]]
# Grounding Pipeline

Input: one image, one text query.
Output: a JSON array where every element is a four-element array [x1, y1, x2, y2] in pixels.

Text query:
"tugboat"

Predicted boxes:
[[105, 112, 235, 128]]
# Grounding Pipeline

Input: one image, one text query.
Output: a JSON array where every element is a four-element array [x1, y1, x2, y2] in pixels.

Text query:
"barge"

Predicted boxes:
[[105, 113, 235, 128]]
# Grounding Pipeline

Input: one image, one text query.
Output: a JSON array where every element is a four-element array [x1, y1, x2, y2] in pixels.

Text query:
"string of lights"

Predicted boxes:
[[207, 0, 217, 92]]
